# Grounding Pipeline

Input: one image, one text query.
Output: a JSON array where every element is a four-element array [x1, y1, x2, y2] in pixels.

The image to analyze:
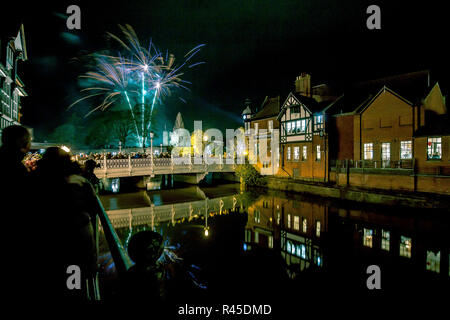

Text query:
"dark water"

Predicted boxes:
[[98, 183, 450, 306]]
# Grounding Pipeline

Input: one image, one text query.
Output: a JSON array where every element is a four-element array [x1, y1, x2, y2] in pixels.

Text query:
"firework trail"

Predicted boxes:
[[71, 24, 205, 147]]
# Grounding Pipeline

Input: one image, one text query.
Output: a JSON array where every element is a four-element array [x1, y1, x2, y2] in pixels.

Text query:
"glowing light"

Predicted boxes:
[[204, 228, 209, 237], [61, 146, 70, 153]]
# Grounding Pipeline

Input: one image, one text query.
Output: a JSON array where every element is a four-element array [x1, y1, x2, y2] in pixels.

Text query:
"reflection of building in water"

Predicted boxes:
[[244, 194, 327, 277], [244, 193, 450, 279], [331, 207, 450, 277]]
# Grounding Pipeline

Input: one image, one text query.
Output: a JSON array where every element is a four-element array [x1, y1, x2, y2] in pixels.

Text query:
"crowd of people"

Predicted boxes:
[[0, 125, 170, 303], [1, 125, 101, 301]]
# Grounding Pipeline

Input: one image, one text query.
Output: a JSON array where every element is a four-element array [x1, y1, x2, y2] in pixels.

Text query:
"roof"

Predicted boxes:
[[242, 106, 252, 115], [413, 111, 450, 137], [251, 96, 280, 120], [350, 70, 431, 106]]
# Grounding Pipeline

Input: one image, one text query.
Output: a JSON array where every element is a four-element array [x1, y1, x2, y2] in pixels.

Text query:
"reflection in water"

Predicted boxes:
[[98, 184, 450, 301]]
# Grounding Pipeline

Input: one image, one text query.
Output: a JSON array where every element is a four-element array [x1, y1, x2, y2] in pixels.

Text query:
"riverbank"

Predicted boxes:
[[263, 176, 450, 209]]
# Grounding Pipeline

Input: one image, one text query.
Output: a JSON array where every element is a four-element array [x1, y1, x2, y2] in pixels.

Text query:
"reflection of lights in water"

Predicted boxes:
[[111, 178, 119, 193]]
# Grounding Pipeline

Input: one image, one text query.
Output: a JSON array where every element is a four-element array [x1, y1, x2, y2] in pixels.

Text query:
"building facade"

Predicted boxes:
[[242, 70, 449, 194], [0, 24, 27, 139]]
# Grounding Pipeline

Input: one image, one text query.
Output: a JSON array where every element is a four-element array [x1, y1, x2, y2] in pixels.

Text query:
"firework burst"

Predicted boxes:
[[71, 24, 205, 148]]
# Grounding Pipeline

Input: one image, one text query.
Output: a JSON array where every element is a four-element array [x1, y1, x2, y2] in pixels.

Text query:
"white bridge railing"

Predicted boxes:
[[80, 155, 238, 178]]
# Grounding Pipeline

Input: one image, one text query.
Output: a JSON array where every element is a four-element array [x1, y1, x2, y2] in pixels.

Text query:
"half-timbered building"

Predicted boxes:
[[0, 24, 28, 139], [277, 74, 336, 181]]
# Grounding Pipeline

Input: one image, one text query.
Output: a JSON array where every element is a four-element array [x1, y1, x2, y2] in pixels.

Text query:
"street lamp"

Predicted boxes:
[[150, 131, 154, 164]]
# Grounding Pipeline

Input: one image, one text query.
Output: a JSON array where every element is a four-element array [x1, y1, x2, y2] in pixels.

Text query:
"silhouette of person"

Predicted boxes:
[[0, 125, 31, 196], [31, 147, 99, 301], [0, 125, 32, 300], [82, 159, 101, 194], [121, 231, 165, 303]]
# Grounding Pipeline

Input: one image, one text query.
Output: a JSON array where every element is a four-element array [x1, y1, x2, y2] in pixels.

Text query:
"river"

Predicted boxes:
[[97, 182, 449, 306]]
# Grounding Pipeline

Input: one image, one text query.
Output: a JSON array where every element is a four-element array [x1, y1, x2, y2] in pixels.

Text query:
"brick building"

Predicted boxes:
[[243, 96, 280, 175], [277, 73, 337, 181]]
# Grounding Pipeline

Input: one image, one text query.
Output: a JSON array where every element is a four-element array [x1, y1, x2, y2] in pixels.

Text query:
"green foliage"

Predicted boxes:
[[235, 164, 266, 186]]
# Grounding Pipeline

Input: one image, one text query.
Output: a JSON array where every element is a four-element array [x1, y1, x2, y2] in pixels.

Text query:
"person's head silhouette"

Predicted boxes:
[[128, 231, 164, 267], [1, 125, 31, 154]]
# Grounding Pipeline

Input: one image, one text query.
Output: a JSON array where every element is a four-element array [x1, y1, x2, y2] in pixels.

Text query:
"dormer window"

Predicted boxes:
[[291, 106, 300, 114], [6, 45, 14, 70]]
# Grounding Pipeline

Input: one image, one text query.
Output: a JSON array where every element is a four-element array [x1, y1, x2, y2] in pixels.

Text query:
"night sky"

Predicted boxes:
[[2, 1, 448, 143]]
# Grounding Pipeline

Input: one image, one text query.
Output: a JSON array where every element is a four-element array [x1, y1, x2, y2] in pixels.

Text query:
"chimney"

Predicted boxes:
[[295, 73, 311, 97]]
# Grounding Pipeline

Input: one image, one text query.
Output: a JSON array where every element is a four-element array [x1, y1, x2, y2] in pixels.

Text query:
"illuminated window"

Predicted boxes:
[[364, 143, 373, 160], [294, 146, 300, 160], [381, 143, 390, 160], [316, 221, 321, 237], [294, 216, 300, 230], [268, 120, 273, 131], [290, 121, 296, 134], [254, 231, 259, 243], [400, 141, 412, 159], [302, 146, 307, 160], [297, 119, 306, 133], [287, 214, 291, 228], [254, 210, 260, 223], [302, 218, 307, 233], [426, 251, 440, 273], [427, 137, 442, 160], [400, 236, 412, 258], [268, 236, 273, 249], [381, 230, 390, 251], [254, 123, 258, 133], [287, 147, 291, 161], [286, 241, 296, 255], [296, 244, 306, 259], [316, 145, 321, 160], [363, 228, 373, 247]]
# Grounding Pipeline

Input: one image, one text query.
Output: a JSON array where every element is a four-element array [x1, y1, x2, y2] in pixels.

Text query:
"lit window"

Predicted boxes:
[[316, 221, 321, 237], [426, 251, 440, 273], [254, 123, 258, 133], [294, 146, 300, 160], [400, 141, 412, 159], [268, 120, 273, 131], [302, 218, 307, 233], [268, 236, 274, 249], [297, 119, 306, 133], [254, 231, 259, 243], [316, 145, 321, 160], [296, 244, 306, 259], [364, 143, 373, 160], [287, 214, 291, 228], [427, 137, 442, 160], [287, 147, 291, 161], [302, 146, 307, 160], [381, 143, 390, 160], [381, 230, 390, 251], [294, 216, 300, 230], [400, 236, 412, 258], [254, 210, 260, 223], [363, 228, 373, 247]]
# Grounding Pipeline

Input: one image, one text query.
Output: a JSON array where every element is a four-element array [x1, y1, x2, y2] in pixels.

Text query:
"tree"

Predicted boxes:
[[235, 164, 266, 186]]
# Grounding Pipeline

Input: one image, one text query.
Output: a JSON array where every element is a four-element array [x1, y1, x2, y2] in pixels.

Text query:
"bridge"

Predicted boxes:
[[85, 156, 237, 179], [103, 192, 245, 229]]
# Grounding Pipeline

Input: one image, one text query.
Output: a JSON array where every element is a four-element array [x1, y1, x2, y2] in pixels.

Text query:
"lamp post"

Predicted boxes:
[[150, 131, 154, 165]]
